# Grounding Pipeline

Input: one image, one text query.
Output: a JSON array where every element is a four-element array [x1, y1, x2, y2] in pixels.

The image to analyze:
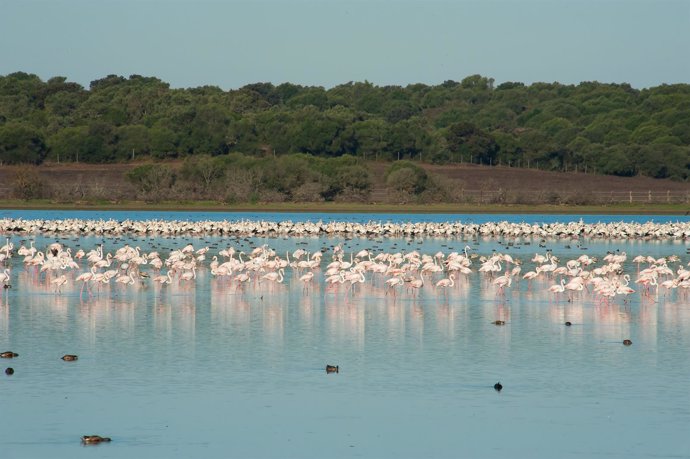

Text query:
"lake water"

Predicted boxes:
[[1, 212, 689, 459]]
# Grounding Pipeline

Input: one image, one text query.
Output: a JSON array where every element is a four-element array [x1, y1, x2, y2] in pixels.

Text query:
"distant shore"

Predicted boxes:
[[1, 200, 688, 215]]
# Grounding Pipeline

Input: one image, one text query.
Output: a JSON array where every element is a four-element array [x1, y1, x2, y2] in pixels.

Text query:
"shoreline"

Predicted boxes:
[[1, 200, 689, 215]]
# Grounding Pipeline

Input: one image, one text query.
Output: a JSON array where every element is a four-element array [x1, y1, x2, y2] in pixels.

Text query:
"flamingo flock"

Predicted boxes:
[[0, 235, 688, 306], [1, 217, 689, 240]]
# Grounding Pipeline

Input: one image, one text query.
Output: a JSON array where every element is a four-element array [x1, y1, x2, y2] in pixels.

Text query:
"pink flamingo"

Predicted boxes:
[[547, 279, 566, 301]]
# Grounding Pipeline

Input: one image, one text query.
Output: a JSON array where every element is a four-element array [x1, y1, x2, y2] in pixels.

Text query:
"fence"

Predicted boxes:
[[370, 188, 690, 205], [459, 189, 690, 204]]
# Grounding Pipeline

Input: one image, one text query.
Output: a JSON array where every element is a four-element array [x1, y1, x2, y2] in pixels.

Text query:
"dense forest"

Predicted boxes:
[[1, 71, 689, 181]]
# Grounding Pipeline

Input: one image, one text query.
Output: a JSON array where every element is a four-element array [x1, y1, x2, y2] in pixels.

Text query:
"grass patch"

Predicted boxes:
[[0, 200, 688, 215]]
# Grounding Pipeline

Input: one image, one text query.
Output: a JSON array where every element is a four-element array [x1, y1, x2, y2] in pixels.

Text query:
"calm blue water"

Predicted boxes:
[[1, 212, 689, 459]]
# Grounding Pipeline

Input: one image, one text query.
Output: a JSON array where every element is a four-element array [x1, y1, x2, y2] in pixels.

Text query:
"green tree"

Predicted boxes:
[[114, 125, 150, 160], [0, 123, 47, 164], [445, 121, 499, 164], [46, 126, 91, 162]]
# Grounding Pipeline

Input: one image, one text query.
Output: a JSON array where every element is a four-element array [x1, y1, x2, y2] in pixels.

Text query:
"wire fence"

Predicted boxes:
[[370, 189, 690, 205], [464, 190, 690, 204]]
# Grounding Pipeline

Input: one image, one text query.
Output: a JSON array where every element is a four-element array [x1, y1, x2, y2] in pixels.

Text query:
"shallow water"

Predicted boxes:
[[0, 209, 686, 225], [1, 213, 689, 459]]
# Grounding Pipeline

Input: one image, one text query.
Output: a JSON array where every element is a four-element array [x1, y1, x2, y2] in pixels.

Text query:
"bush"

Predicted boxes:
[[385, 161, 428, 196], [12, 167, 45, 200], [126, 164, 175, 201], [386, 168, 420, 202], [179, 154, 225, 194], [293, 182, 326, 202]]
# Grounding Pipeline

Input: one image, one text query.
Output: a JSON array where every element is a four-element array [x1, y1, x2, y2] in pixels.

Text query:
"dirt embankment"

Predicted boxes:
[[0, 161, 688, 204], [370, 162, 689, 204]]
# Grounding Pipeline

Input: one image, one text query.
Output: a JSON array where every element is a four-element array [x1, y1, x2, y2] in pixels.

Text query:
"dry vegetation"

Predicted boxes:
[[0, 160, 688, 207]]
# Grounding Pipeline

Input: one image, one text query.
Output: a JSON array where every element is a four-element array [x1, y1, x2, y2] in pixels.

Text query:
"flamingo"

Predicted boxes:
[[435, 273, 455, 300], [115, 272, 137, 288], [385, 275, 404, 296], [50, 274, 68, 294], [547, 279, 566, 301], [408, 275, 424, 298], [234, 272, 251, 291], [493, 273, 512, 296], [261, 268, 284, 284], [299, 271, 314, 293], [75, 267, 97, 296], [325, 271, 345, 291], [344, 269, 365, 295], [616, 275, 636, 300], [0, 268, 10, 287], [179, 266, 197, 284], [522, 270, 538, 288], [564, 277, 584, 301], [153, 271, 173, 285]]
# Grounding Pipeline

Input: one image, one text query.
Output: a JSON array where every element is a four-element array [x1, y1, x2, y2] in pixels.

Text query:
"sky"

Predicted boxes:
[[1, 0, 689, 90]]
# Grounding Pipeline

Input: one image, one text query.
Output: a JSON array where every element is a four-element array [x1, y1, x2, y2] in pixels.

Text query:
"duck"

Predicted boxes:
[[5, 367, 13, 375], [326, 365, 339, 374], [494, 382, 503, 392], [623, 339, 633, 346], [81, 435, 111, 444], [565, 321, 572, 326], [492, 320, 506, 326], [61, 354, 78, 361], [0, 351, 18, 358]]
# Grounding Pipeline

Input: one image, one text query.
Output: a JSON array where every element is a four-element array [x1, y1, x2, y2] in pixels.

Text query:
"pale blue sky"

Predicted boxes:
[[1, 0, 689, 89]]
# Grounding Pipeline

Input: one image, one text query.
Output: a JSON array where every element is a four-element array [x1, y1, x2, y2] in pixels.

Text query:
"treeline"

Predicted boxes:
[[0, 72, 689, 180]]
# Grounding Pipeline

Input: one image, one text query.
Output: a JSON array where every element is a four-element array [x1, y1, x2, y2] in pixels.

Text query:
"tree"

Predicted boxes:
[[0, 123, 47, 164], [1, 72, 689, 179], [352, 119, 389, 160], [445, 122, 499, 164], [114, 125, 150, 160], [47, 126, 90, 162]]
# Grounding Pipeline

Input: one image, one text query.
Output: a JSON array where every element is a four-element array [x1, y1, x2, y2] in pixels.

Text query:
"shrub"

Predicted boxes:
[[385, 161, 428, 196], [126, 164, 175, 201], [12, 167, 44, 200]]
